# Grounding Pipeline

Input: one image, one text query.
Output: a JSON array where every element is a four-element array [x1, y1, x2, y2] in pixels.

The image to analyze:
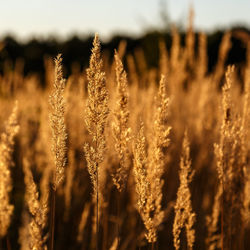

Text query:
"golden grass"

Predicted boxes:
[[0, 18, 250, 250], [0, 102, 19, 238]]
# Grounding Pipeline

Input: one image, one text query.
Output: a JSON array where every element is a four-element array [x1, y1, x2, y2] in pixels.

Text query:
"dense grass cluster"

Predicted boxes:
[[0, 15, 250, 250]]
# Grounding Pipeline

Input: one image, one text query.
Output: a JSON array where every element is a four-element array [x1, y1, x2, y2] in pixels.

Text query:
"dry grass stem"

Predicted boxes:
[[173, 131, 195, 250], [214, 65, 245, 249], [84, 33, 109, 196], [112, 50, 131, 192], [133, 121, 148, 210], [0, 102, 19, 238], [23, 158, 48, 250], [145, 75, 171, 242], [49, 54, 67, 191]]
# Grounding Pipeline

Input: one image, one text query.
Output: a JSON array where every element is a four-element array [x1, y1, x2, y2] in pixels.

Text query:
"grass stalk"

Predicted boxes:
[[49, 187, 56, 250], [96, 163, 99, 250], [6, 235, 11, 250]]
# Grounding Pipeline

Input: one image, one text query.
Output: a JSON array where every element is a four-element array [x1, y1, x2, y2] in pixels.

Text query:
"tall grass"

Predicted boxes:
[[0, 15, 250, 250], [49, 54, 67, 250], [84, 34, 109, 249], [0, 102, 19, 240]]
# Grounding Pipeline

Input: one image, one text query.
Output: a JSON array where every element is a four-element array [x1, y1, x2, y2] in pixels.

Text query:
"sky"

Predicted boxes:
[[0, 0, 249, 41]]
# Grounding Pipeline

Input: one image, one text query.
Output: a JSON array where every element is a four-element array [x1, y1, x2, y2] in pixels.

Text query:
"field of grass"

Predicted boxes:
[[0, 16, 249, 250]]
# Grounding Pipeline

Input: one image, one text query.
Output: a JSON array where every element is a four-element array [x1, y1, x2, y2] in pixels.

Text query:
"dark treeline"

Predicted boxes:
[[0, 26, 249, 83]]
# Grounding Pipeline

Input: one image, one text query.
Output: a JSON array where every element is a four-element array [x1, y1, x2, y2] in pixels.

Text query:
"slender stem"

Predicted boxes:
[[102, 187, 110, 250], [221, 185, 224, 250], [49, 186, 56, 250], [96, 163, 99, 250], [6, 235, 11, 250], [151, 242, 155, 250], [117, 192, 121, 248]]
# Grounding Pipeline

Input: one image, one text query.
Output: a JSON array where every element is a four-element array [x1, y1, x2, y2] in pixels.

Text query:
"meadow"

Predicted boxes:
[[0, 14, 249, 250]]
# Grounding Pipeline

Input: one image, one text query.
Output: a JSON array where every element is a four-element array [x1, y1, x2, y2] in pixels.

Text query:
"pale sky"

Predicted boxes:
[[0, 0, 249, 41]]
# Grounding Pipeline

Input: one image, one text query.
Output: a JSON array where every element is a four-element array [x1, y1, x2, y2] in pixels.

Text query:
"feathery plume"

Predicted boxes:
[[173, 131, 195, 250], [133, 121, 148, 213], [112, 50, 131, 192], [0, 102, 19, 238], [84, 33, 109, 196], [214, 65, 245, 249], [49, 54, 67, 191], [23, 158, 48, 250], [84, 34, 109, 248], [243, 44, 250, 224], [145, 75, 171, 243], [48, 54, 67, 250]]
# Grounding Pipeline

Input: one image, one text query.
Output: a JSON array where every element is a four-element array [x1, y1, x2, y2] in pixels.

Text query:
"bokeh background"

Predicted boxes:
[[1, 0, 250, 81], [1, 1, 250, 250]]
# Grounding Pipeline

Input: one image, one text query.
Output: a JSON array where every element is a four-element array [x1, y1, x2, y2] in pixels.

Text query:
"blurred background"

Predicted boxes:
[[1, 1, 250, 250], [0, 0, 250, 83]]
